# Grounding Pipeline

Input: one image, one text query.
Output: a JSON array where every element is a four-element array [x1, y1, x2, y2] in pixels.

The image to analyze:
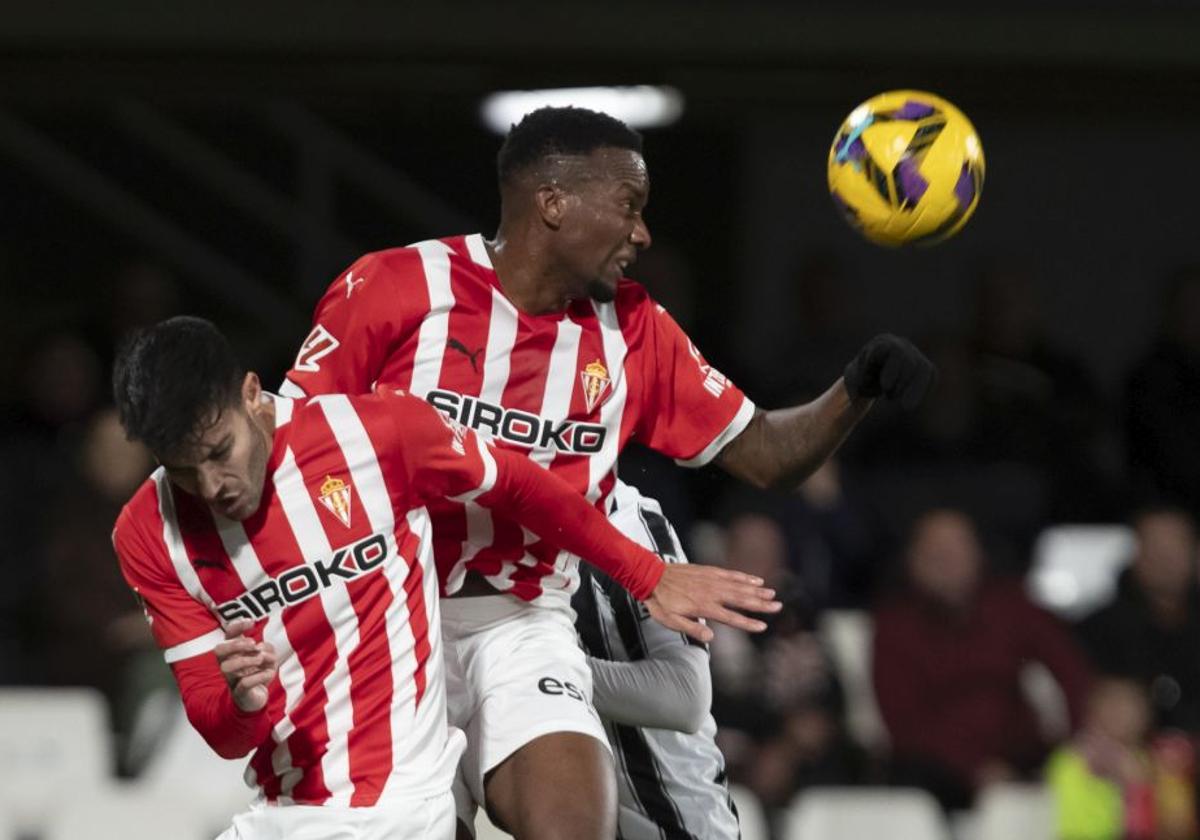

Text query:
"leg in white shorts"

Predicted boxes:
[[441, 594, 611, 826]]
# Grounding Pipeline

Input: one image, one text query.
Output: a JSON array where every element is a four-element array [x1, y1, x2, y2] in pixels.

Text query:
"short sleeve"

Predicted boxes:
[[634, 302, 756, 467], [112, 506, 223, 663], [281, 249, 424, 398], [371, 391, 497, 508]]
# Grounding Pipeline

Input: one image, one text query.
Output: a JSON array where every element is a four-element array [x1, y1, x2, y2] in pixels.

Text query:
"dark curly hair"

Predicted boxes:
[[496, 106, 643, 187], [112, 316, 244, 456]]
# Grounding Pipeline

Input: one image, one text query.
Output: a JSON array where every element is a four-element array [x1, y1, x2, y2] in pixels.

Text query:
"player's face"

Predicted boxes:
[[159, 373, 273, 521], [557, 148, 652, 302]]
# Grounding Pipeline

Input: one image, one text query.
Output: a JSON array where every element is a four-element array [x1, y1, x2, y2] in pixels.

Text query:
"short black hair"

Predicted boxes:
[[496, 106, 643, 187], [113, 315, 243, 456]]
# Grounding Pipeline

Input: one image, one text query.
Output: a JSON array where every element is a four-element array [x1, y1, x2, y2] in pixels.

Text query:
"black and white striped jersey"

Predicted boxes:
[[573, 483, 740, 840]]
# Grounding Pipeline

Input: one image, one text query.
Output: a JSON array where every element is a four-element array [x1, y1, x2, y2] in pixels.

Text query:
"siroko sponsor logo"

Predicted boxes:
[[214, 533, 389, 623], [426, 389, 606, 455]]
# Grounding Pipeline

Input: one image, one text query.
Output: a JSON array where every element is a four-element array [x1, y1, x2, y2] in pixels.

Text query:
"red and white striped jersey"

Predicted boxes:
[[282, 233, 755, 607], [113, 391, 486, 806]]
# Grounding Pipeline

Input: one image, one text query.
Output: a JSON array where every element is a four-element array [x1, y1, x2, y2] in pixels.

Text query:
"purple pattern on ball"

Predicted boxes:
[[954, 163, 976, 207], [893, 100, 936, 120], [844, 137, 866, 161], [894, 157, 928, 205]]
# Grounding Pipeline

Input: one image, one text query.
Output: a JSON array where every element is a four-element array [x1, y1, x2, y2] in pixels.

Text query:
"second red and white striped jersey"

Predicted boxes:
[[112, 391, 491, 806], [282, 233, 755, 607]]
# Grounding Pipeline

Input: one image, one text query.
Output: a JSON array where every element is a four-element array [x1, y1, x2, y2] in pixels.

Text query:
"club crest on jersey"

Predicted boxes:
[[317, 475, 353, 528], [580, 359, 612, 414]]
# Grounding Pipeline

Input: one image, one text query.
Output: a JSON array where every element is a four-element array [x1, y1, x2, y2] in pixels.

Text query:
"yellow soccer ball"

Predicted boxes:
[[827, 90, 985, 247]]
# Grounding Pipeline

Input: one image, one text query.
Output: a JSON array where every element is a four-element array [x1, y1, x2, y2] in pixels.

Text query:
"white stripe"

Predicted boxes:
[[153, 470, 218, 612], [447, 436, 498, 503], [316, 395, 395, 533], [163, 628, 225, 663], [273, 446, 359, 804], [478, 288, 519, 408], [409, 240, 455, 398], [272, 393, 295, 426], [214, 514, 269, 588], [464, 233, 492, 268], [530, 316, 582, 468], [674, 396, 757, 468], [587, 301, 629, 503], [380, 507, 429, 790], [278, 379, 306, 399], [270, 625, 304, 802]]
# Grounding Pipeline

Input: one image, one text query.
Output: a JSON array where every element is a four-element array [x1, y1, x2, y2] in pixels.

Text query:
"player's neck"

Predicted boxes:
[[486, 232, 572, 315]]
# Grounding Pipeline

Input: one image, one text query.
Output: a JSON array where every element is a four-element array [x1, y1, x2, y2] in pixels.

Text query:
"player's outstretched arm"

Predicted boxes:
[[477, 448, 780, 641], [716, 333, 935, 491]]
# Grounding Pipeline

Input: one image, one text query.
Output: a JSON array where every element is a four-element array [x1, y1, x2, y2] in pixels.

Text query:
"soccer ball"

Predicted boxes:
[[827, 90, 984, 247]]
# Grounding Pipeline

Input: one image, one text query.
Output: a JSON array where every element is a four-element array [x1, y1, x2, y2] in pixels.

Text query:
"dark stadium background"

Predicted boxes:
[[3, 2, 1200, 838]]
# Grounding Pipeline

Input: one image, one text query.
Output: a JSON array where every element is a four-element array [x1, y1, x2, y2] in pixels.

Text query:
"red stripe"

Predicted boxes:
[[249, 743, 280, 802], [401, 539, 432, 708], [498, 320, 556, 415], [344, 571, 396, 806], [280, 601, 334, 804], [372, 248, 433, 393], [119, 481, 218, 651]]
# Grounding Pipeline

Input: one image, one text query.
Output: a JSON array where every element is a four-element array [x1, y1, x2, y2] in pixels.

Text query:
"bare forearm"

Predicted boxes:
[[716, 379, 873, 491]]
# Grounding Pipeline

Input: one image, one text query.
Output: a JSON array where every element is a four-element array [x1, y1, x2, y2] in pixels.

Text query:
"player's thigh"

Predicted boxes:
[[467, 608, 615, 833], [485, 731, 616, 840]]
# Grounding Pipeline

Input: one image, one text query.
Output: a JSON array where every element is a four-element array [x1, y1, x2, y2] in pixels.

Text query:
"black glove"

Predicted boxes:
[[843, 333, 936, 410]]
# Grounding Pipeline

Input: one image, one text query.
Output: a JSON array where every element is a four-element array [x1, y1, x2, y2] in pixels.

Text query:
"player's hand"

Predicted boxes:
[[645, 565, 782, 643], [214, 618, 277, 713], [843, 333, 936, 410]]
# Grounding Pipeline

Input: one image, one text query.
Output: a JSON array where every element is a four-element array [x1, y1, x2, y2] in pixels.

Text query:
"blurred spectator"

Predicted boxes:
[[1076, 506, 1200, 734], [0, 331, 105, 682], [1046, 677, 1197, 840], [716, 458, 881, 608], [35, 407, 164, 769], [969, 263, 1120, 521], [709, 513, 866, 828], [846, 331, 1052, 575], [873, 508, 1092, 810], [1126, 267, 1200, 521]]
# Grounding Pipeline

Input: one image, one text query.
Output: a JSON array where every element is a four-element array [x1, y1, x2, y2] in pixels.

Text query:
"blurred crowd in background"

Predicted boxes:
[[3, 242, 1200, 838]]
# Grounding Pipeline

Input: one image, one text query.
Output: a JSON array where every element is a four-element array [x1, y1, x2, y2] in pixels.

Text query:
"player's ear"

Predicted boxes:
[[241, 371, 263, 411], [535, 183, 567, 230]]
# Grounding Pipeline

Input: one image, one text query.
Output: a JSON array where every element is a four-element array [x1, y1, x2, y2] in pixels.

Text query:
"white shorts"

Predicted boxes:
[[441, 595, 609, 821], [216, 791, 455, 840]]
